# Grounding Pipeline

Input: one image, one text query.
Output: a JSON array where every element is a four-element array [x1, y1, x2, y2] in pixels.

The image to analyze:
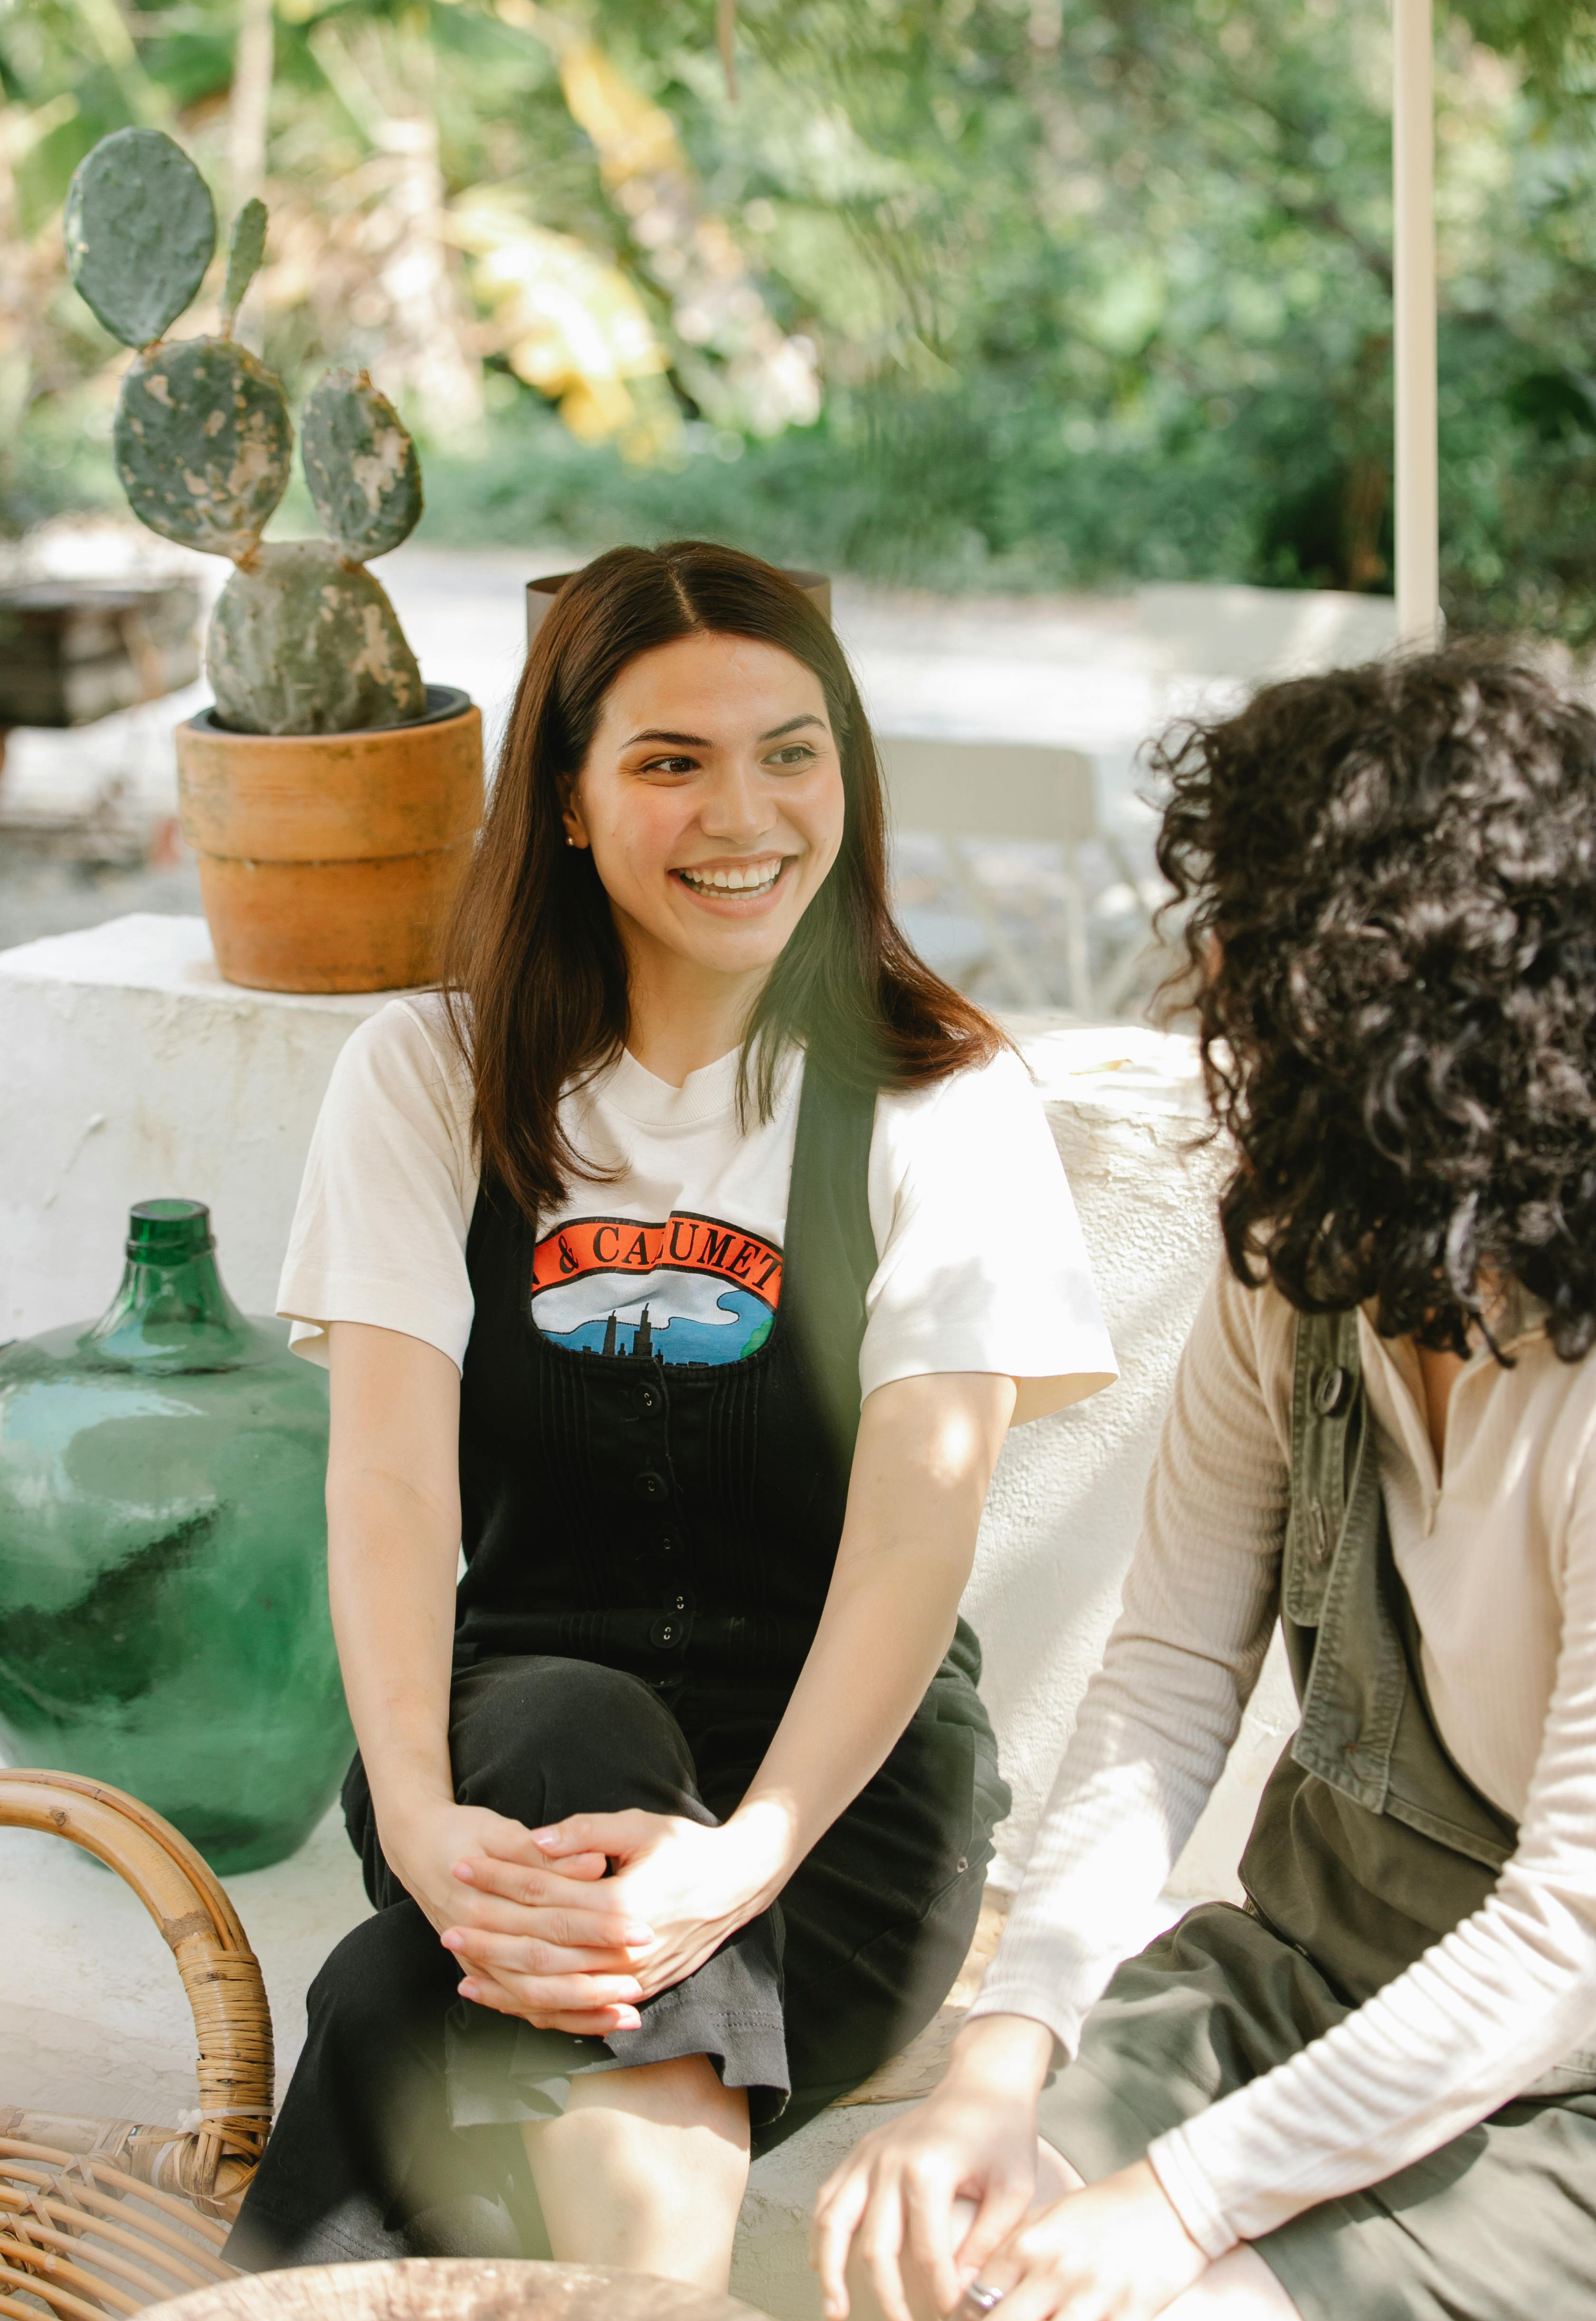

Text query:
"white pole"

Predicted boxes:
[[1393, 0, 1440, 647]]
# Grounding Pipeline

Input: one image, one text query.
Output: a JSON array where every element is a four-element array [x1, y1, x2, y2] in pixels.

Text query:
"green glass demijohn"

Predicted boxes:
[[0, 1199, 351, 1871]]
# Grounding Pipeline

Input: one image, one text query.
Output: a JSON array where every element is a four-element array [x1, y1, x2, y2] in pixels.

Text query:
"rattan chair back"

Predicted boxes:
[[1, 1770, 274, 2317]]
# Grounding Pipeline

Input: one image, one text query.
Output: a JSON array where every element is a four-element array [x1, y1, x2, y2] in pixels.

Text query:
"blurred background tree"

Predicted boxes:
[[4, 0, 1596, 635]]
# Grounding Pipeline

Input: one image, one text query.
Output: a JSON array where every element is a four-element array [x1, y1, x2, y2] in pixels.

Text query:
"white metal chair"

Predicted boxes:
[[877, 733, 1154, 1014]]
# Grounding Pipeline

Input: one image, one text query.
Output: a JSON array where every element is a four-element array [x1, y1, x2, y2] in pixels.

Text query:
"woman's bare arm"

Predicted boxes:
[[325, 1318, 461, 1865], [730, 1367, 1016, 1892]]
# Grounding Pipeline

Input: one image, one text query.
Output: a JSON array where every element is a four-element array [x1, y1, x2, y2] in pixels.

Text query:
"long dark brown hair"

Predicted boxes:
[[443, 540, 1003, 1216]]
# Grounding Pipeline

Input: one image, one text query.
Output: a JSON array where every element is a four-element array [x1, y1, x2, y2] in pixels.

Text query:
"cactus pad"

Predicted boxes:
[[207, 542, 426, 735], [221, 198, 268, 333], [114, 338, 292, 558], [300, 370, 423, 561], [65, 128, 216, 349]]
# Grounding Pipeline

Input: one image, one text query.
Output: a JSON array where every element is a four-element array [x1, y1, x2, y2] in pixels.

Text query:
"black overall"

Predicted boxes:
[[230, 1056, 1008, 2270], [1037, 1309, 1596, 2321]]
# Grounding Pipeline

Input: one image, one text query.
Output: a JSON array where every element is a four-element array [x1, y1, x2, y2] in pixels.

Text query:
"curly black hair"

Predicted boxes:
[[1153, 644, 1596, 1362]]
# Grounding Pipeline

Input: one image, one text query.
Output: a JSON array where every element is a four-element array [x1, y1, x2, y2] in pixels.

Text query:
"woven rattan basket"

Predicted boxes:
[[1, 1769, 274, 2318]]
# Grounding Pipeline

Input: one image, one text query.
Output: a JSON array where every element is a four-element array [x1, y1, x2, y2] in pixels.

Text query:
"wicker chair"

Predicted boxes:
[[0, 1769, 274, 2319]]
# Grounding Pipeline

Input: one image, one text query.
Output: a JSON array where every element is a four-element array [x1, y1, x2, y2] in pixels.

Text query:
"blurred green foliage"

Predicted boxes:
[[5, 0, 1596, 632]]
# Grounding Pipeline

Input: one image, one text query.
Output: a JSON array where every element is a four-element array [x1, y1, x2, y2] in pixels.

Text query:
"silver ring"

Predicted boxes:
[[956, 2288, 1006, 2320]]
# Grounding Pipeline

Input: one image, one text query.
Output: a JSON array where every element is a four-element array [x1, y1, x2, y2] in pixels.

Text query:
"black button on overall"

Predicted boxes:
[[230, 1055, 1009, 2273]]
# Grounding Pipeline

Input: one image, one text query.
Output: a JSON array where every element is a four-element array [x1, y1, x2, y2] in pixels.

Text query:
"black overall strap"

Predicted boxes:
[[779, 1051, 880, 1475]]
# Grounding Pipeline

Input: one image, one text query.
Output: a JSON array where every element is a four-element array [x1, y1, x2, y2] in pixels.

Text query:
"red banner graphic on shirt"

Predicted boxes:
[[531, 1212, 784, 1304]]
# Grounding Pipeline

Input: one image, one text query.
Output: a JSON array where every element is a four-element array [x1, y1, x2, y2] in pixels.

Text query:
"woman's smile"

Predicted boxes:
[[674, 854, 792, 904]]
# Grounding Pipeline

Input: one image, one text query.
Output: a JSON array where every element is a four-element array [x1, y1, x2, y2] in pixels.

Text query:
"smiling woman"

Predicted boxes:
[[554, 628, 847, 1086], [226, 543, 1116, 2293], [446, 542, 1013, 1214]]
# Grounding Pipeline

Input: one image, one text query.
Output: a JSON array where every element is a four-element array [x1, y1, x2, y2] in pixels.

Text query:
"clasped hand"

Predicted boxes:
[[407, 1803, 774, 2038], [812, 2062, 1208, 2321]]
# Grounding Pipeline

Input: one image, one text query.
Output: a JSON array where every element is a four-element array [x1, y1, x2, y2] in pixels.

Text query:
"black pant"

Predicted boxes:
[[229, 1653, 1003, 2269]]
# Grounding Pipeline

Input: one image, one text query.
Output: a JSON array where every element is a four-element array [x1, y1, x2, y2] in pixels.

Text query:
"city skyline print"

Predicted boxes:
[[529, 1210, 783, 1365]]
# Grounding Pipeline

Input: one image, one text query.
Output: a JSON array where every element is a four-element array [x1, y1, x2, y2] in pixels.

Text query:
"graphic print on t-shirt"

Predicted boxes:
[[530, 1212, 783, 1365]]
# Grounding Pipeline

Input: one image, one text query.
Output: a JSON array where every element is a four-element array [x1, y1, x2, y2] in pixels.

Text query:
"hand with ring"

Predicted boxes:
[[949, 2159, 1209, 2321], [812, 2015, 1053, 2321], [812, 2014, 1210, 2321]]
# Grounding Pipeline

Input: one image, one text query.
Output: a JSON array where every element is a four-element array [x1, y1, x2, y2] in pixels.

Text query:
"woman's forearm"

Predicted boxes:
[[329, 1472, 458, 1833], [945, 2009, 1056, 2099], [325, 1322, 464, 1847], [730, 1551, 967, 1886], [728, 1370, 1016, 1897]]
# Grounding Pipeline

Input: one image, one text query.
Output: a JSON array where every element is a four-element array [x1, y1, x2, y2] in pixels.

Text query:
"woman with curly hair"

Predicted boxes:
[[814, 645, 1596, 2321]]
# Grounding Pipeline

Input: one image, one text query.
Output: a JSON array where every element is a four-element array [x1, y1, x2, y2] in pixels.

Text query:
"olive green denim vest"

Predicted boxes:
[[1240, 1308, 1520, 2008]]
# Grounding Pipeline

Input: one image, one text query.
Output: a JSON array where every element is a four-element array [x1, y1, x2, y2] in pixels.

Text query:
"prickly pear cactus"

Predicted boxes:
[[64, 129, 433, 738], [208, 543, 425, 735]]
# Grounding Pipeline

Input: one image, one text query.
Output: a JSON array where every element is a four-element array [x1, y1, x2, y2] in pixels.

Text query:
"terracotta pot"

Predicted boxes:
[[174, 684, 483, 994]]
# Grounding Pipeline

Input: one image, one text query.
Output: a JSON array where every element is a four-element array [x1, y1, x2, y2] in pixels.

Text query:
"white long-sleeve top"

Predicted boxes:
[[970, 1260, 1596, 2257]]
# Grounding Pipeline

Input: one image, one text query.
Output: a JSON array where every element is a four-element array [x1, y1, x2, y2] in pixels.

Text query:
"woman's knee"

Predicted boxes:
[[450, 1655, 703, 1825]]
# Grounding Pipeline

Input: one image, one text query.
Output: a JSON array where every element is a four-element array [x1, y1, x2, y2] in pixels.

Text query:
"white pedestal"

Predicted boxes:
[[0, 915, 1292, 2315], [0, 915, 391, 1336]]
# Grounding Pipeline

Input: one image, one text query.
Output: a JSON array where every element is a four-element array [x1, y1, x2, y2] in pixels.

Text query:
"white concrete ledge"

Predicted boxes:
[[0, 914, 390, 1338]]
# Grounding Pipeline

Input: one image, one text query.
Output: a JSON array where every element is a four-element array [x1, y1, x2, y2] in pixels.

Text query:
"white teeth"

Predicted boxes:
[[681, 860, 781, 894]]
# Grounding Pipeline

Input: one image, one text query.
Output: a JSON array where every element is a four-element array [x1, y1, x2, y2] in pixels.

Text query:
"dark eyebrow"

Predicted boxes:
[[622, 713, 826, 752]]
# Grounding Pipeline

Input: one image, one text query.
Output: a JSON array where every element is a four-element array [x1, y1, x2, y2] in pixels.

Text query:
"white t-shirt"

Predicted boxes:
[[277, 994, 1116, 1421]]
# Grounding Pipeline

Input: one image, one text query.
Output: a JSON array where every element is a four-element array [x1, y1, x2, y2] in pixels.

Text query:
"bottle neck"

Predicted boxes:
[[81, 1249, 259, 1372]]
